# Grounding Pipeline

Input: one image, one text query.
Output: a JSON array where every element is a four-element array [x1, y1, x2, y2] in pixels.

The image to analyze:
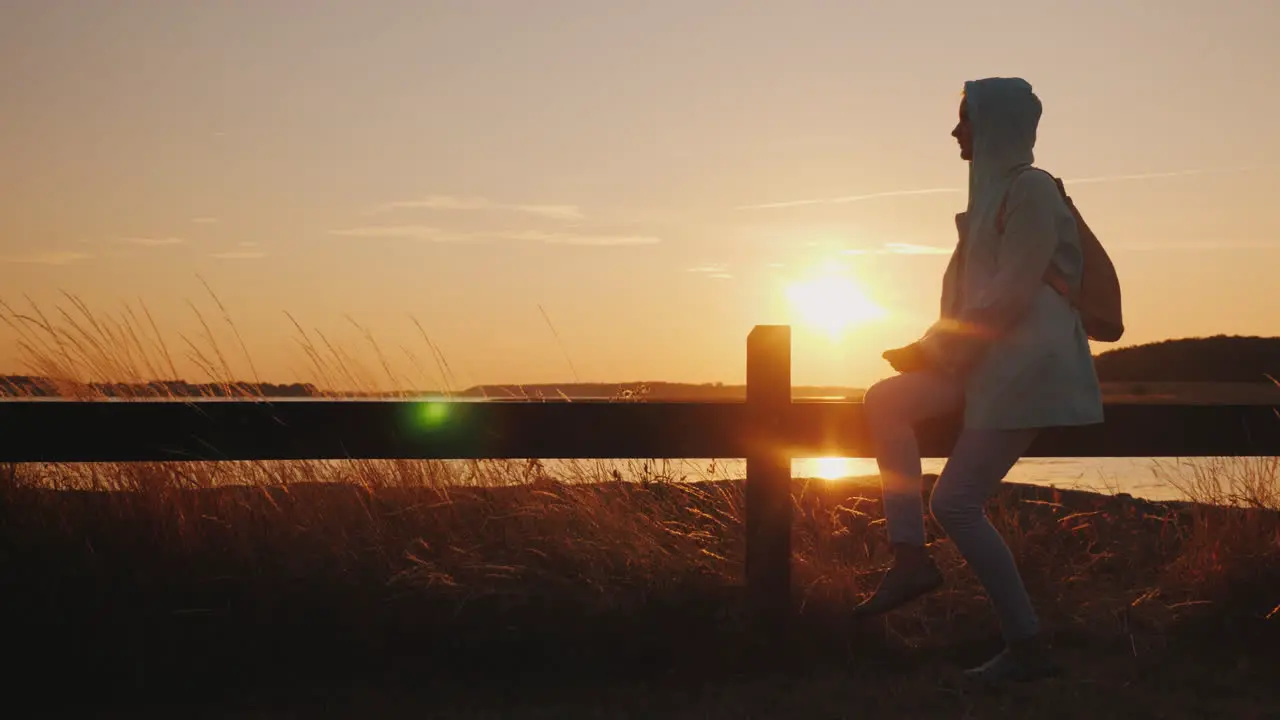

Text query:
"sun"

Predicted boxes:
[[811, 457, 858, 481], [785, 262, 885, 336]]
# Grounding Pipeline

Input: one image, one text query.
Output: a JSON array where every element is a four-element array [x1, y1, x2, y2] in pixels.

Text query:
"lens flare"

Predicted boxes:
[[414, 402, 451, 430]]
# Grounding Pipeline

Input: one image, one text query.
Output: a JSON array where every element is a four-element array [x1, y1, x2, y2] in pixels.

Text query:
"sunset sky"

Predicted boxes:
[[3, 1, 1279, 392]]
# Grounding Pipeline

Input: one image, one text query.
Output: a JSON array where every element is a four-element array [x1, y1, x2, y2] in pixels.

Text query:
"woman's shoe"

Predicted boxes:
[[852, 543, 944, 617], [962, 636, 1061, 686]]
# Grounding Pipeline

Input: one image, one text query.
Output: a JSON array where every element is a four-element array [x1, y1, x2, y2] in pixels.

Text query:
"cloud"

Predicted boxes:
[[499, 230, 660, 246], [738, 166, 1254, 211], [328, 225, 469, 242], [192, 217, 219, 224], [329, 225, 659, 246], [209, 250, 266, 260], [840, 237, 1280, 257], [0, 251, 93, 266], [1110, 240, 1280, 252], [120, 237, 185, 246], [378, 196, 491, 212], [374, 195, 585, 221], [544, 234, 659, 246], [883, 242, 952, 255], [686, 264, 733, 279], [524, 206, 588, 221], [843, 243, 952, 256], [1065, 166, 1253, 186], [738, 187, 960, 210]]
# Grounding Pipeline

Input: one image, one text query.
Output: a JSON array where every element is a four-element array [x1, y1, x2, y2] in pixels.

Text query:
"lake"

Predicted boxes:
[[529, 456, 1221, 502]]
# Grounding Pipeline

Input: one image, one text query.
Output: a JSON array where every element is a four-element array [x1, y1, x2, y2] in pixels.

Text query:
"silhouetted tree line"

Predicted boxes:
[[1093, 336, 1280, 383]]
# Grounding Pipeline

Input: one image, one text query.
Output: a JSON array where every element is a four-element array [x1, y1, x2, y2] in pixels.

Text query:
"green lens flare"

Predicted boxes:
[[415, 402, 450, 429]]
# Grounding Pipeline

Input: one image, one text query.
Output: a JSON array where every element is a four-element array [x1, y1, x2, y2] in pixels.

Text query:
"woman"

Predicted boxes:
[[855, 77, 1104, 684]]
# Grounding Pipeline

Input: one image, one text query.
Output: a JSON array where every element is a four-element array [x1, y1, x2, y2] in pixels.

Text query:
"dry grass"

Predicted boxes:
[[2, 294, 1279, 718]]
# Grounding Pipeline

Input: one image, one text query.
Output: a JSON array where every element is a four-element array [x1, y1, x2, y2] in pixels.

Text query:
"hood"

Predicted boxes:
[[963, 77, 1041, 204]]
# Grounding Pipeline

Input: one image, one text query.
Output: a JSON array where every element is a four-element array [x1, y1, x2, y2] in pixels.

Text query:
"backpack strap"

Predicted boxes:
[[995, 167, 1079, 305], [995, 166, 1060, 234]]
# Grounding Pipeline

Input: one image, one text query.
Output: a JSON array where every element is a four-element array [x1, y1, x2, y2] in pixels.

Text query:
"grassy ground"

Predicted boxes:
[[3, 461, 1278, 719]]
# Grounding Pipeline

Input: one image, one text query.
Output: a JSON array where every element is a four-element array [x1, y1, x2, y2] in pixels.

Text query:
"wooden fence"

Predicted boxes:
[[3, 325, 1279, 620]]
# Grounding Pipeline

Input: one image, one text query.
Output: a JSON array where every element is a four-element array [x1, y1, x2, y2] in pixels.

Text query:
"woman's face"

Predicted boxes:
[[951, 98, 973, 161]]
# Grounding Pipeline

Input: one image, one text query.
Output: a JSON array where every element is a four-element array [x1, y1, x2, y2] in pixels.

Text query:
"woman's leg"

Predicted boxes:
[[929, 428, 1058, 683], [862, 371, 966, 547], [853, 371, 965, 615], [928, 428, 1039, 642]]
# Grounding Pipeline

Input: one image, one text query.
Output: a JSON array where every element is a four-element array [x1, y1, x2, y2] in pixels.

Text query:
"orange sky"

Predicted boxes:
[[3, 1, 1279, 391]]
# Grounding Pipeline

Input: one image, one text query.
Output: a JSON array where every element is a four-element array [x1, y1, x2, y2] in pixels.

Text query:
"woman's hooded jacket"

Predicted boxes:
[[920, 77, 1103, 430]]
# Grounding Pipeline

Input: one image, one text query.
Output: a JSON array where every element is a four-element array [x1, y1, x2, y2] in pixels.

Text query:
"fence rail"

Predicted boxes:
[[3, 395, 1279, 463], [4, 325, 1279, 620]]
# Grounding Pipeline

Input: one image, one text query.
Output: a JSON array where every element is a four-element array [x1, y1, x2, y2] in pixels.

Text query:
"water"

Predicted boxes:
[[534, 456, 1195, 502], [798, 456, 1187, 500]]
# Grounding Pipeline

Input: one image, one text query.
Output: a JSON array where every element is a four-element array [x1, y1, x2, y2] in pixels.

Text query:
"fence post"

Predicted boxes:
[[745, 325, 792, 624]]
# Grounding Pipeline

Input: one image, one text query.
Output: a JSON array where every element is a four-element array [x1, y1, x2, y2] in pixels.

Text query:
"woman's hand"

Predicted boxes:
[[882, 343, 932, 374]]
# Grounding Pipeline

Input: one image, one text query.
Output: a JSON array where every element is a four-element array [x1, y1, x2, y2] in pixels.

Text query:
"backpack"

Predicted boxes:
[[998, 168, 1125, 342]]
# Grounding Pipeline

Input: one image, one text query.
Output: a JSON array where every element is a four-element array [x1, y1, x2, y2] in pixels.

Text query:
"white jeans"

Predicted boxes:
[[863, 370, 1041, 642]]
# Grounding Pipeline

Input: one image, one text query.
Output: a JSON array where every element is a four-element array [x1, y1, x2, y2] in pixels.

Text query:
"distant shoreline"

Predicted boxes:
[[4, 375, 1280, 405], [6, 334, 1278, 400]]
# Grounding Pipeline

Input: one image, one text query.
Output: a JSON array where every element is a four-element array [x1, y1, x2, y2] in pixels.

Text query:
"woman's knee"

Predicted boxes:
[[863, 379, 914, 447], [861, 379, 896, 423], [863, 371, 961, 426], [863, 374, 918, 425]]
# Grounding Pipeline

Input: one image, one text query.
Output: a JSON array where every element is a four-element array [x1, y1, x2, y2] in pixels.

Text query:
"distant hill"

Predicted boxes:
[[1094, 336, 1280, 383]]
